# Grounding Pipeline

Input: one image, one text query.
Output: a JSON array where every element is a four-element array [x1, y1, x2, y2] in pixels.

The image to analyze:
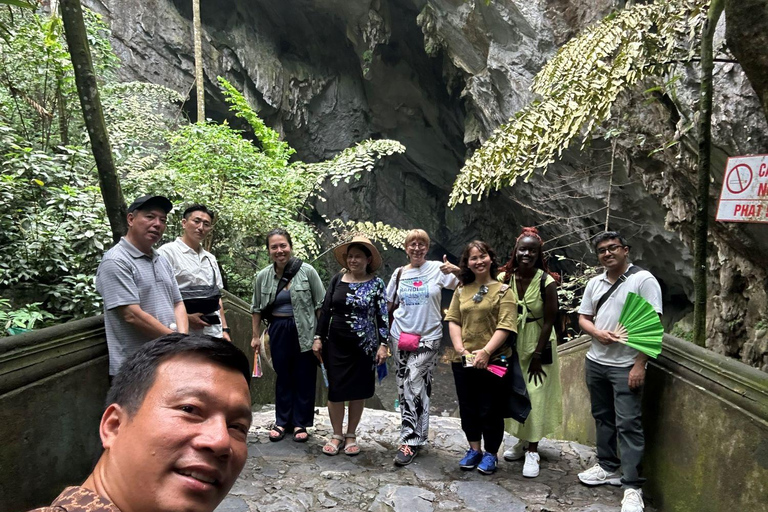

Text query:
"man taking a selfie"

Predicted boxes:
[[28, 333, 253, 512]]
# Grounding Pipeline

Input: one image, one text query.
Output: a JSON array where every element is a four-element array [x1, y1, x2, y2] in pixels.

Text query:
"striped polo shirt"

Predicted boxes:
[[95, 238, 182, 375]]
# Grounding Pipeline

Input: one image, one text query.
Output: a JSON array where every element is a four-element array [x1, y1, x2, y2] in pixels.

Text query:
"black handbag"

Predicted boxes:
[[496, 334, 532, 424]]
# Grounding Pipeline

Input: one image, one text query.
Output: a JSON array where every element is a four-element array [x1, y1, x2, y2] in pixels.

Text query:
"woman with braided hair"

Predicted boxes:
[[499, 227, 563, 478]]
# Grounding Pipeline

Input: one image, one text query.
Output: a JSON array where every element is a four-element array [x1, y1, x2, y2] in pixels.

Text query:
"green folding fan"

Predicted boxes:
[[614, 292, 663, 358]]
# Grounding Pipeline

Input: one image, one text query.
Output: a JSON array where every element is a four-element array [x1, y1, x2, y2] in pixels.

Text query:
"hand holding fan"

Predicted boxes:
[[487, 364, 507, 377], [614, 292, 663, 359]]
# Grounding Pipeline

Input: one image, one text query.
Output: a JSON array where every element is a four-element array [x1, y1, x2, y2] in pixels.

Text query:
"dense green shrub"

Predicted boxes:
[[126, 78, 405, 298], [0, 123, 110, 319]]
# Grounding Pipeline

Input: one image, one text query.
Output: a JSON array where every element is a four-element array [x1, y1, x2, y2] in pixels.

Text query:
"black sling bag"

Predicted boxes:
[[261, 257, 304, 324], [593, 265, 643, 318]]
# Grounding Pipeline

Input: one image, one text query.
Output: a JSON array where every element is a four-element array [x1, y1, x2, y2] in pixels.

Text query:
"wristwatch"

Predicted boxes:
[[222, 327, 231, 334]]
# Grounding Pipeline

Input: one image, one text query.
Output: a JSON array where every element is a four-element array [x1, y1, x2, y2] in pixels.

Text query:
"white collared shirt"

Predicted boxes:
[[158, 237, 224, 337], [578, 264, 663, 367], [158, 238, 223, 291]]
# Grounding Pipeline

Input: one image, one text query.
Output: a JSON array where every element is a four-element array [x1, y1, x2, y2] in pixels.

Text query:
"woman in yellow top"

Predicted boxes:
[[445, 240, 517, 475], [499, 227, 563, 478]]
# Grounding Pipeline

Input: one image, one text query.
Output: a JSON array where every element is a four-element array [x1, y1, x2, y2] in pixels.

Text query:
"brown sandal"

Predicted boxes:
[[293, 427, 309, 443], [269, 425, 286, 442]]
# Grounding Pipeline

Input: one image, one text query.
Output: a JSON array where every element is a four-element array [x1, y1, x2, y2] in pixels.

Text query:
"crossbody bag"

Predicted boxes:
[[260, 257, 304, 324], [593, 265, 643, 319], [387, 267, 421, 351]]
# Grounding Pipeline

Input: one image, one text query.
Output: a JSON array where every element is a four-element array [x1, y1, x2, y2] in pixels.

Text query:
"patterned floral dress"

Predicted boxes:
[[318, 275, 388, 402]]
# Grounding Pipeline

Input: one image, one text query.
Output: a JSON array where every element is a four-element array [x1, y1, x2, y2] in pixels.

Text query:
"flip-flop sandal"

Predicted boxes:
[[323, 434, 345, 456], [268, 425, 286, 442], [343, 433, 360, 456], [293, 427, 309, 443]]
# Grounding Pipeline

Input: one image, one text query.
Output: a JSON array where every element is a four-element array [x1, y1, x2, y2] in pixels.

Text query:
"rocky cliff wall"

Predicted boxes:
[[85, 0, 768, 369]]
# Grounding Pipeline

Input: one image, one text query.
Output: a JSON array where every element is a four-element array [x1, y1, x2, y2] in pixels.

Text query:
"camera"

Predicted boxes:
[[200, 313, 221, 325]]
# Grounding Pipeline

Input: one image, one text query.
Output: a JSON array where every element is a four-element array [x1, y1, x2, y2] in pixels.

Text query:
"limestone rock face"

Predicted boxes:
[[86, 0, 768, 368], [726, 0, 768, 125]]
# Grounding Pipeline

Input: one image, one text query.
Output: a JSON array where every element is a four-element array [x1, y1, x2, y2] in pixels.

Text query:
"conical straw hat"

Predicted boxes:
[[332, 235, 383, 272]]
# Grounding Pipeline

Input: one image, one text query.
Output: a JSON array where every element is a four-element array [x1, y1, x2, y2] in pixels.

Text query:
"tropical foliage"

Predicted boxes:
[[127, 77, 405, 298], [0, 6, 405, 331], [0, 125, 111, 319], [0, 6, 117, 150], [449, 0, 709, 206], [328, 219, 409, 251], [0, 7, 117, 326]]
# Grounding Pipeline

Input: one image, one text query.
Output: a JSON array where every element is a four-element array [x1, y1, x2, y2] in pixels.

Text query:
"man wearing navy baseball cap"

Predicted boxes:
[[96, 195, 189, 378]]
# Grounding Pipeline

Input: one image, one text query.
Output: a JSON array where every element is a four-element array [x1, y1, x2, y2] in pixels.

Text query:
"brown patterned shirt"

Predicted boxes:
[[28, 487, 120, 512]]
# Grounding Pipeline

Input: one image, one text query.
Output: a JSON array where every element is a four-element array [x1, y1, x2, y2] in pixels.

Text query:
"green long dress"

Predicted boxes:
[[503, 269, 563, 442]]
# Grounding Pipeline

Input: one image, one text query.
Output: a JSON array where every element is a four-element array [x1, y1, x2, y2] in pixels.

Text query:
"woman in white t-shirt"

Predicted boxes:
[[387, 229, 460, 466]]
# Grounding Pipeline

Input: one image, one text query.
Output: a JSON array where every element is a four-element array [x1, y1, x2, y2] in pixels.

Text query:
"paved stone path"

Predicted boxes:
[[217, 406, 655, 512]]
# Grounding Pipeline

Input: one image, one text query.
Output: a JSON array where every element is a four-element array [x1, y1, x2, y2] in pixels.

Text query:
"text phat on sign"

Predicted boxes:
[[716, 154, 768, 223]]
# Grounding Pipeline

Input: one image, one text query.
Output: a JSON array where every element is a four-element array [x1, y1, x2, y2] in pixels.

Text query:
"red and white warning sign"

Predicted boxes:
[[716, 155, 768, 223]]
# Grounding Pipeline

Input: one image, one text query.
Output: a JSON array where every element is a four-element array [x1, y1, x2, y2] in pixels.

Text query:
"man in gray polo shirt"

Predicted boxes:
[[576, 231, 662, 512], [95, 195, 188, 376]]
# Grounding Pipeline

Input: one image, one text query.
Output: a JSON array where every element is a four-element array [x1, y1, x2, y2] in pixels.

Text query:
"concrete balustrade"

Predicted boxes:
[[0, 316, 108, 512]]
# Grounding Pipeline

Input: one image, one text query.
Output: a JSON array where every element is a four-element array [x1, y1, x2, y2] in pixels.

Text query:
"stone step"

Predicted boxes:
[[218, 406, 655, 512]]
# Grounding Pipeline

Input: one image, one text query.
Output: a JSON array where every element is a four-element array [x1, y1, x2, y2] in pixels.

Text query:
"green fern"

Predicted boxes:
[[218, 76, 295, 163], [296, 139, 406, 187]]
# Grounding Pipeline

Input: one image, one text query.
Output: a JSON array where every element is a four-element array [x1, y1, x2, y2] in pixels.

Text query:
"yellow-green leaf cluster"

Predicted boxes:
[[449, 0, 708, 207], [329, 219, 408, 251], [297, 139, 406, 187]]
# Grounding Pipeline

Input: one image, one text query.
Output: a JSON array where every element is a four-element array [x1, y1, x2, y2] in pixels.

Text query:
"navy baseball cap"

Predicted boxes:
[[127, 195, 173, 214]]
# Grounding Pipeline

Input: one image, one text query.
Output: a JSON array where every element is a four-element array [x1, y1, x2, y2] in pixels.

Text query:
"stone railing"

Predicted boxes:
[[4, 304, 765, 511], [555, 334, 768, 512], [0, 316, 109, 512]]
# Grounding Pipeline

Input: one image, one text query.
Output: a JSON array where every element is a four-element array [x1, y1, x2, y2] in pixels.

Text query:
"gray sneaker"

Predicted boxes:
[[578, 463, 622, 486]]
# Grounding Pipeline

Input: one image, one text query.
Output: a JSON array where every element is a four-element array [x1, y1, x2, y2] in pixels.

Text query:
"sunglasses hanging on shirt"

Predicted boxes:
[[472, 284, 489, 303]]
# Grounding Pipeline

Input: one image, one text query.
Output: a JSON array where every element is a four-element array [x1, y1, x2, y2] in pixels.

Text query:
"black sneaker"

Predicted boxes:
[[394, 444, 420, 466]]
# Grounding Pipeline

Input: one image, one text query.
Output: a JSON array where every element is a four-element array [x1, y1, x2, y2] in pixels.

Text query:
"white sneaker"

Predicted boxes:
[[503, 440, 527, 461], [522, 451, 540, 478], [621, 488, 644, 512], [578, 463, 622, 486]]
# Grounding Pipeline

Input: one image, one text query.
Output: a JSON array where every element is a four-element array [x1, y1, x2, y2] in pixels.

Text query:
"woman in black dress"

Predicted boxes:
[[314, 236, 389, 456]]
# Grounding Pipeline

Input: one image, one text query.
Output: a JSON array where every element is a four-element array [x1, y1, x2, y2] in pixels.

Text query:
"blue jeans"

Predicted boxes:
[[585, 358, 645, 489]]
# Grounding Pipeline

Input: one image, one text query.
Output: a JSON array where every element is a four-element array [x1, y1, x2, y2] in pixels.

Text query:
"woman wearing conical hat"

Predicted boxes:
[[314, 235, 389, 456]]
